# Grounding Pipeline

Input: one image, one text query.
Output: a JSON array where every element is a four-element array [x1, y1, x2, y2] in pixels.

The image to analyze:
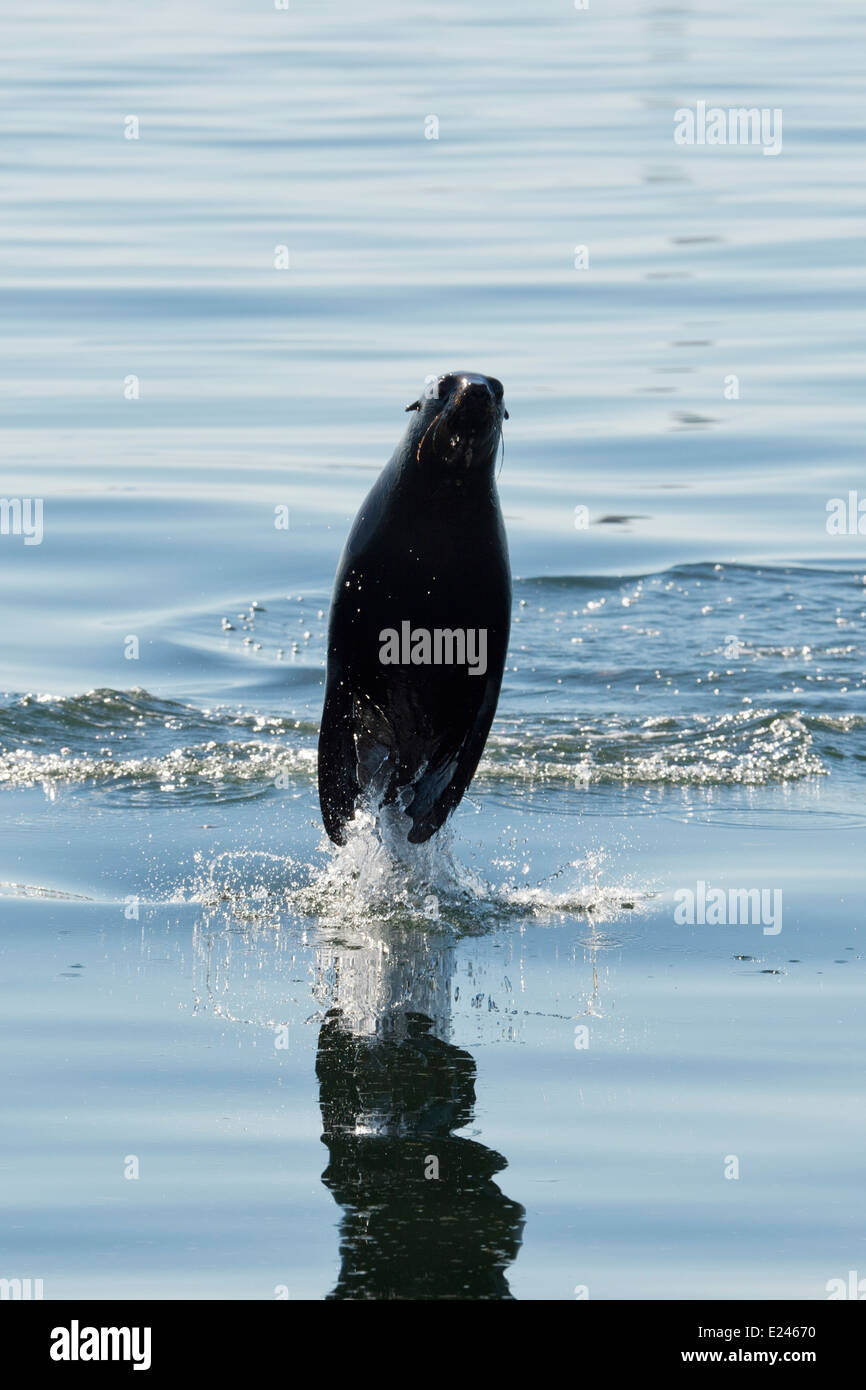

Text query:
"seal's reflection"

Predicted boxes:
[[314, 923, 524, 1299]]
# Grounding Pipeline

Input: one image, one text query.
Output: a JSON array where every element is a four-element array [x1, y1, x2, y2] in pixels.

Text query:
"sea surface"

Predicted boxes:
[[1, 0, 864, 1300]]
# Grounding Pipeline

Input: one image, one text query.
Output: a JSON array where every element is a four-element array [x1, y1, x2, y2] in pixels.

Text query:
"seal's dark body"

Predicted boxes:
[[318, 373, 511, 844]]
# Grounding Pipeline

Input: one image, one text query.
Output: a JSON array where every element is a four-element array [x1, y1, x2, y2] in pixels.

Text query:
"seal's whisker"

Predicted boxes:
[[416, 413, 440, 463]]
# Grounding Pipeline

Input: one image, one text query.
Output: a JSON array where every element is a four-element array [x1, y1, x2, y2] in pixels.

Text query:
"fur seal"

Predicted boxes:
[[318, 372, 511, 844]]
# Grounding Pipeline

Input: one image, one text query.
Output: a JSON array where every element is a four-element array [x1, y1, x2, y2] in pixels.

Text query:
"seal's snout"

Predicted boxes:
[[450, 374, 505, 431], [405, 371, 506, 422], [410, 371, 507, 472], [451, 382, 502, 451], [453, 375, 503, 411], [460, 379, 494, 404]]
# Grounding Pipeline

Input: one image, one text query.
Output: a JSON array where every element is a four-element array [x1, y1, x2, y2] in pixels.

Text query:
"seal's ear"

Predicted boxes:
[[405, 399, 421, 412]]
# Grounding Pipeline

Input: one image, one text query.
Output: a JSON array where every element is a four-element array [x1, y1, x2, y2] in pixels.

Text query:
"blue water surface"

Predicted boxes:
[[0, 0, 864, 1300]]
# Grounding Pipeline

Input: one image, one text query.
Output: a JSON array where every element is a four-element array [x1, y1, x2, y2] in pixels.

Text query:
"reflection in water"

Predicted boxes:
[[315, 924, 525, 1299]]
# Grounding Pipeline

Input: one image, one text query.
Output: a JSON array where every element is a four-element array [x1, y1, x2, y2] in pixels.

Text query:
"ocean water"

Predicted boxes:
[[1, 0, 864, 1300]]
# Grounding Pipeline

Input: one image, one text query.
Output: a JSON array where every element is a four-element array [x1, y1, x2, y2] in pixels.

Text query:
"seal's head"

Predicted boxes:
[[404, 371, 507, 474]]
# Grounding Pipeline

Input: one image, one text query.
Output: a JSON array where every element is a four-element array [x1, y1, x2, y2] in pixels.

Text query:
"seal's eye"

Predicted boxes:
[[405, 399, 421, 412], [504, 408, 509, 420]]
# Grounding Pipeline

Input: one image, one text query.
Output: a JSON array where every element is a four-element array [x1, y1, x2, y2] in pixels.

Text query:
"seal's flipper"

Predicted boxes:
[[352, 698, 395, 791], [318, 679, 361, 845], [402, 689, 499, 844], [404, 757, 462, 843]]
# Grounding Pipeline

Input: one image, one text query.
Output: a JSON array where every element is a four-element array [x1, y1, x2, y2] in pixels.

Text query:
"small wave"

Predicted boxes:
[[519, 560, 866, 588], [0, 881, 93, 901], [0, 690, 849, 796], [481, 709, 827, 787], [0, 687, 315, 739], [0, 688, 317, 801], [0, 739, 316, 799]]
